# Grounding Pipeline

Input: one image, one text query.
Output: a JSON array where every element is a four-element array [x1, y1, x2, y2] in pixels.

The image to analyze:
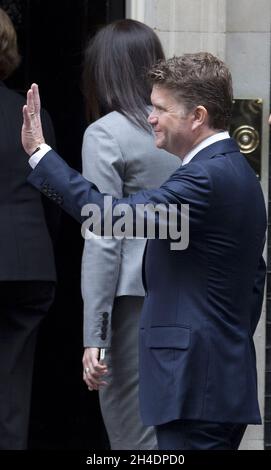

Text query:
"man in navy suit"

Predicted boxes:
[[21, 52, 266, 450]]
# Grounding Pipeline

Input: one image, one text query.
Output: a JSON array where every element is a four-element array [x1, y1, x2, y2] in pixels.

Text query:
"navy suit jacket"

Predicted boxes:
[[0, 82, 57, 281], [28, 138, 266, 425]]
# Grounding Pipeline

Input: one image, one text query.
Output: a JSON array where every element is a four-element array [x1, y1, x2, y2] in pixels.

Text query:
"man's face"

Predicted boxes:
[[148, 85, 195, 158]]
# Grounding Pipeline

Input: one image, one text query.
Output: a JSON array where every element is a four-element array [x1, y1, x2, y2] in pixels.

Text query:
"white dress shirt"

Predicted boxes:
[[29, 131, 230, 169], [182, 131, 230, 166], [29, 143, 52, 168]]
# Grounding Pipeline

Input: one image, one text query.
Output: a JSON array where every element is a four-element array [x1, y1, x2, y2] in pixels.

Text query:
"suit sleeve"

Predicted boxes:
[[27, 149, 211, 235], [81, 124, 125, 348], [40, 109, 61, 245]]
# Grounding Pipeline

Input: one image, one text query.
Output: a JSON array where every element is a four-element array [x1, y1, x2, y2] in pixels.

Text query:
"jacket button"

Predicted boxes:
[[101, 334, 106, 340]]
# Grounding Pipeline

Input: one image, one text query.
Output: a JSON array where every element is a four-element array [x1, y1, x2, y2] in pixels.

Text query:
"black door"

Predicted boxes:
[[0, 0, 125, 449]]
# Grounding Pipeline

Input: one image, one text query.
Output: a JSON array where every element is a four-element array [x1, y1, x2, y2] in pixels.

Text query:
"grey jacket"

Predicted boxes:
[[81, 111, 180, 347]]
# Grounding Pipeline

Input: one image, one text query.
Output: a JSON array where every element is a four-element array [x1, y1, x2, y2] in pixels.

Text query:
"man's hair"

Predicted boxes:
[[83, 19, 165, 131], [0, 7, 20, 80], [148, 52, 233, 129]]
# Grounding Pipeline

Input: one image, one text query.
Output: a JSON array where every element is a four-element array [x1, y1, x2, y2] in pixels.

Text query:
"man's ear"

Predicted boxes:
[[191, 105, 208, 130]]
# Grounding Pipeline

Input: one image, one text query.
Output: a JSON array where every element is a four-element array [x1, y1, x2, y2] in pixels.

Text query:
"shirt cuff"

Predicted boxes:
[[28, 143, 52, 169]]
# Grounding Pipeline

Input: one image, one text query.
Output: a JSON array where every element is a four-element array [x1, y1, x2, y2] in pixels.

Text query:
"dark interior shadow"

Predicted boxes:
[[1, 0, 125, 449]]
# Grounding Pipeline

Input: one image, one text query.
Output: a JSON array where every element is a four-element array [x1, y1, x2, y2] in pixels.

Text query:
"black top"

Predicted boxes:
[[0, 81, 57, 281]]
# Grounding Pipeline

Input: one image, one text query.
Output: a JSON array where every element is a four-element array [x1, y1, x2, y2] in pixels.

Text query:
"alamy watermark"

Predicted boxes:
[[81, 196, 189, 251]]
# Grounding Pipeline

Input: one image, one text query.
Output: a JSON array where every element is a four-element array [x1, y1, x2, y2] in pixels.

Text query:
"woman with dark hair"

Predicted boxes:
[[0, 7, 20, 79], [81, 19, 179, 450]]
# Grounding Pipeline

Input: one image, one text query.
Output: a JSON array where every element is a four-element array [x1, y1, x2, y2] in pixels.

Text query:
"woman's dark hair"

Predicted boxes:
[[82, 19, 165, 131], [0, 7, 20, 80]]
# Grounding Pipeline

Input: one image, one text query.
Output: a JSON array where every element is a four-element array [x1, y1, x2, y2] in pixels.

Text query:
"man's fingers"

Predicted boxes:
[[21, 84, 45, 156], [27, 89, 35, 114], [31, 83, 41, 113], [22, 105, 31, 128]]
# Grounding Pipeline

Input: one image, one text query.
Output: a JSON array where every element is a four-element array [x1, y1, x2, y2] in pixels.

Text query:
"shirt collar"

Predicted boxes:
[[182, 131, 230, 166]]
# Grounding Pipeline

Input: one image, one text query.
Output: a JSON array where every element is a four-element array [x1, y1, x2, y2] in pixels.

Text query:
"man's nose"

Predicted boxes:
[[148, 112, 157, 124]]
